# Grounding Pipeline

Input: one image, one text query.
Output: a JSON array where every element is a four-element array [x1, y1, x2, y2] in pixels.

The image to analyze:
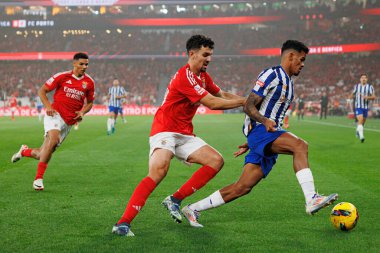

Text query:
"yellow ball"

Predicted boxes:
[[330, 202, 359, 231]]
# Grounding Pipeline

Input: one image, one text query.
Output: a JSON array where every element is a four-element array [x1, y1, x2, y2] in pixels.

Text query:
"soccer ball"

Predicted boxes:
[[330, 202, 359, 231]]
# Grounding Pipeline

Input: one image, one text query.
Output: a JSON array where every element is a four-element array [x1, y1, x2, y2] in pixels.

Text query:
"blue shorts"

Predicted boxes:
[[37, 105, 43, 112], [109, 106, 120, 115], [245, 124, 286, 177], [118, 107, 123, 114], [355, 108, 368, 118]]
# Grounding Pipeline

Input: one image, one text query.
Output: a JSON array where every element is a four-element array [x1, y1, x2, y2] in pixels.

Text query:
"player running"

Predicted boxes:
[[348, 74, 376, 143], [106, 78, 127, 135], [11, 52, 95, 191], [112, 35, 246, 236], [181, 40, 338, 228]]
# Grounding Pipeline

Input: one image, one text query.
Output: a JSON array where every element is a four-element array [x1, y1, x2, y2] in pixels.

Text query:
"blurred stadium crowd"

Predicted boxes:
[[0, 0, 379, 116]]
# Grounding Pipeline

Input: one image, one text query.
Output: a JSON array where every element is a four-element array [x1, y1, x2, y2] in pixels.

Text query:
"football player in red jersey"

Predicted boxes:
[[11, 52, 95, 191], [112, 35, 246, 236], [8, 93, 18, 120]]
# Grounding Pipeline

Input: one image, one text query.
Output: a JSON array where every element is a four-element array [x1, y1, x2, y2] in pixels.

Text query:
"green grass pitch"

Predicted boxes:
[[0, 114, 379, 252]]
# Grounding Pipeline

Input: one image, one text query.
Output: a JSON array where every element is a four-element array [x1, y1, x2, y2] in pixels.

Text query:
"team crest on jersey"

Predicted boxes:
[[280, 95, 286, 103], [82, 81, 87, 89]]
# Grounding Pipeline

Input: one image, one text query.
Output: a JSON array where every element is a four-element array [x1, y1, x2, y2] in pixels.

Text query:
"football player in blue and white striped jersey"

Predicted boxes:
[[349, 74, 376, 143], [107, 79, 127, 135], [182, 41, 338, 227]]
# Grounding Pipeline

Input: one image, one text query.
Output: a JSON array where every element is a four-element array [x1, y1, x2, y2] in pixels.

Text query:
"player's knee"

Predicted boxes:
[[208, 154, 224, 171], [295, 139, 308, 154]]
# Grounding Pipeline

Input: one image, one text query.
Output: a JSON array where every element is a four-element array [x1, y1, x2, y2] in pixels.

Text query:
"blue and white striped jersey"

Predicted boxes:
[[243, 65, 294, 136], [353, 83, 374, 109], [108, 86, 126, 107]]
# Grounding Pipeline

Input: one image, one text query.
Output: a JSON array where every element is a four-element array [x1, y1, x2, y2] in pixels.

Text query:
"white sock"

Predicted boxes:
[[296, 168, 316, 203], [111, 118, 115, 128], [357, 124, 364, 139], [107, 118, 112, 131], [189, 190, 225, 212]]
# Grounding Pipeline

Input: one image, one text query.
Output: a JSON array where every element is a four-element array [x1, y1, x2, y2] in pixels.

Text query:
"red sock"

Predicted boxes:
[[117, 176, 156, 225], [21, 148, 33, 157], [172, 165, 218, 201], [35, 162, 48, 180]]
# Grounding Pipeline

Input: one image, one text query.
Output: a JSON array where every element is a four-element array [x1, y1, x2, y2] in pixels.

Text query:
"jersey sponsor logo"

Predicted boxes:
[[82, 81, 87, 89], [65, 80, 72, 84], [256, 80, 265, 87], [63, 86, 85, 100], [46, 77, 54, 85]]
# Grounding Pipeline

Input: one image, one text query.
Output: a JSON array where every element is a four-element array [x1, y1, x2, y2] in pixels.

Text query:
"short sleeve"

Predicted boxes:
[[44, 72, 63, 91], [177, 69, 209, 103], [252, 69, 277, 97], [204, 73, 221, 95]]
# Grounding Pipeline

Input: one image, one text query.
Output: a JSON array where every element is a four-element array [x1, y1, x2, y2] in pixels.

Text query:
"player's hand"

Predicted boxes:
[[45, 107, 56, 116], [234, 143, 249, 157], [263, 118, 277, 132], [74, 111, 84, 122]]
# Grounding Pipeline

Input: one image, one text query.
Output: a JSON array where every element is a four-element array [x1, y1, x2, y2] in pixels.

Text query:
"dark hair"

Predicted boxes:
[[360, 73, 367, 78], [281, 40, 309, 55], [73, 52, 89, 60], [186, 35, 214, 54]]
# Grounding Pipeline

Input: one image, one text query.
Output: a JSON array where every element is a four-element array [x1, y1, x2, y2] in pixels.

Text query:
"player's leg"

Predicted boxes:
[[270, 132, 338, 214], [113, 148, 173, 236], [107, 109, 116, 135], [161, 136, 223, 223], [356, 112, 365, 142], [182, 163, 264, 227], [170, 144, 224, 203], [31, 129, 60, 190]]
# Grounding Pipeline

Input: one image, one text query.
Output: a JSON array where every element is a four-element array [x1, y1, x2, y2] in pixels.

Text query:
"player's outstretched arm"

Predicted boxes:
[[200, 93, 245, 110], [244, 92, 276, 132], [215, 90, 245, 101]]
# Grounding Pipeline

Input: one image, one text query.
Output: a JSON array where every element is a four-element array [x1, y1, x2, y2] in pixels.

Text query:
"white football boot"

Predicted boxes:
[[33, 179, 44, 191], [11, 145, 28, 163]]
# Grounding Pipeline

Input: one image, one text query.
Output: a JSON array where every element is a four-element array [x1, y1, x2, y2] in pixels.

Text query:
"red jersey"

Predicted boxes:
[[44, 71, 95, 125], [9, 96, 17, 107], [150, 64, 220, 136]]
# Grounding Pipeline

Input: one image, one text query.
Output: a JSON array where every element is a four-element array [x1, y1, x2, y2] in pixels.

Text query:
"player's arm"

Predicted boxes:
[[365, 88, 376, 100], [38, 85, 56, 116], [214, 90, 245, 101], [233, 142, 249, 158], [244, 92, 276, 132], [74, 100, 94, 122], [199, 93, 245, 110]]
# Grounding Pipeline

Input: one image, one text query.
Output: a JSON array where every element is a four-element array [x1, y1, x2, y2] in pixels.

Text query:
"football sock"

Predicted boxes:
[[189, 190, 225, 212], [35, 162, 48, 180], [296, 168, 316, 203], [357, 124, 364, 139], [117, 176, 156, 225], [107, 118, 112, 132], [172, 165, 218, 201], [21, 148, 33, 157]]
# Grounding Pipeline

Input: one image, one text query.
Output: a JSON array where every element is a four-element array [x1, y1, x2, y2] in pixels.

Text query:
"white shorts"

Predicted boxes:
[[44, 113, 71, 146], [10, 107, 16, 112], [149, 132, 207, 162]]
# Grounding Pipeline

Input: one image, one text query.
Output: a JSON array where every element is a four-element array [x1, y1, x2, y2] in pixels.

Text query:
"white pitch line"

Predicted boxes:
[[303, 120, 380, 133]]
